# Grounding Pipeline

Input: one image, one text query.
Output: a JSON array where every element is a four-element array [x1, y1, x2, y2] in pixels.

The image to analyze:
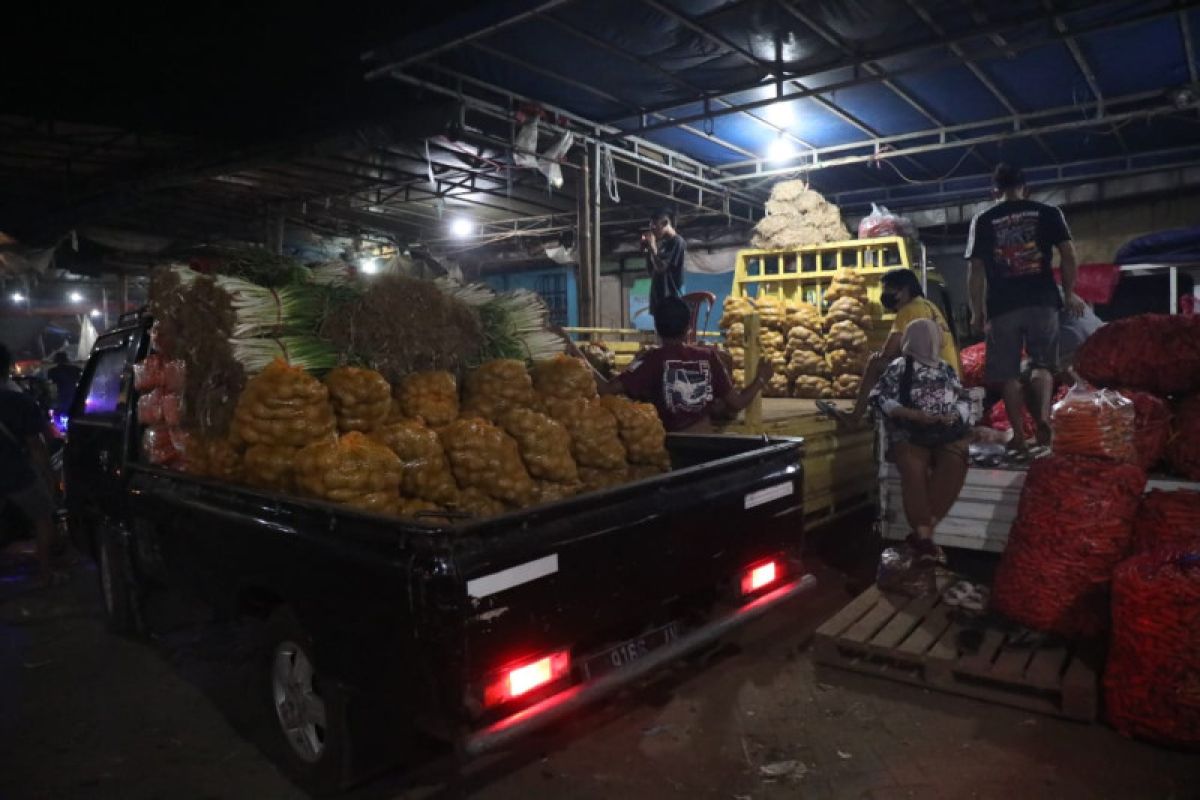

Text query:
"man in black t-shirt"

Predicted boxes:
[[0, 345, 58, 584], [643, 207, 686, 317], [965, 164, 1086, 454], [48, 351, 83, 414]]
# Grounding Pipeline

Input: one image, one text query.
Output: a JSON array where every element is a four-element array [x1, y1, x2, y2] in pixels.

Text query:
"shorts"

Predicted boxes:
[[3, 479, 54, 525], [985, 306, 1059, 383]]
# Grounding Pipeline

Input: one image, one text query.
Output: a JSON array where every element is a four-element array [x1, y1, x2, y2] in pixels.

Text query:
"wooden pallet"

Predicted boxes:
[[812, 579, 1100, 721]]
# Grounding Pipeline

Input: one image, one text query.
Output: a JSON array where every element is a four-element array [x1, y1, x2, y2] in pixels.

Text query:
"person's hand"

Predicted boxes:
[[1064, 291, 1087, 319], [754, 357, 774, 384], [645, 233, 657, 253]]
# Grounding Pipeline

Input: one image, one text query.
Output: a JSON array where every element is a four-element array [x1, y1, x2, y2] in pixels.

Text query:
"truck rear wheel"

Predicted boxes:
[[264, 607, 353, 796], [97, 524, 140, 635]]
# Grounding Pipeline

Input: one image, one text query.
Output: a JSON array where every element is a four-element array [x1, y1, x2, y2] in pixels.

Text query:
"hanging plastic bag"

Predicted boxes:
[[513, 118, 539, 168], [537, 130, 575, 189], [858, 203, 903, 239], [1051, 382, 1136, 463]]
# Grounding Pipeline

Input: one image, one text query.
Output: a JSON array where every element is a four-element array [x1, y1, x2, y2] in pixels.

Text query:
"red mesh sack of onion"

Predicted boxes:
[[991, 454, 1147, 637], [1105, 549, 1200, 748]]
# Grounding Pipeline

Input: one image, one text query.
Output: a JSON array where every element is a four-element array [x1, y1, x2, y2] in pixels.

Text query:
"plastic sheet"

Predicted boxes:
[[991, 454, 1147, 637], [1105, 550, 1200, 747], [136, 390, 163, 425], [141, 424, 181, 466], [1051, 384, 1136, 463], [133, 354, 164, 392]]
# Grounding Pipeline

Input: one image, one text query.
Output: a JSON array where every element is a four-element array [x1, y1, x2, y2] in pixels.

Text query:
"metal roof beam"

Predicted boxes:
[[1042, 0, 1129, 152], [467, 40, 764, 161], [362, 0, 577, 77], [600, 0, 1188, 133], [1183, 10, 1199, 84], [536, 11, 817, 153], [903, 0, 1059, 163], [638, 0, 766, 68], [716, 95, 1200, 182]]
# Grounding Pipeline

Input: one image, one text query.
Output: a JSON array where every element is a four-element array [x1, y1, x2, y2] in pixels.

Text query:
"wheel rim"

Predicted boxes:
[[99, 542, 115, 616], [271, 640, 327, 763]]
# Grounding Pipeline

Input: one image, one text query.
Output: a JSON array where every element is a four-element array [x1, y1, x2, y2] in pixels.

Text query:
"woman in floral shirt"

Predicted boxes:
[[870, 319, 971, 564]]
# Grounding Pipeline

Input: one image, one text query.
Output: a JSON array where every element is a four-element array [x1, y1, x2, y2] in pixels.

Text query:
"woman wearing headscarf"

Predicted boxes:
[[870, 318, 972, 565]]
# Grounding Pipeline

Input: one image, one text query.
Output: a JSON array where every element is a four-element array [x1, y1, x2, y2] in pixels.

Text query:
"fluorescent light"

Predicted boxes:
[[767, 136, 797, 163], [764, 101, 794, 128], [10, 292, 24, 303], [89, 308, 102, 318], [359, 257, 378, 275], [450, 218, 474, 237], [68, 291, 84, 303]]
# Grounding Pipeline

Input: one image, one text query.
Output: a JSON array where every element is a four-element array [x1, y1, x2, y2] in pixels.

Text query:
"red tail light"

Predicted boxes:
[[741, 560, 780, 595], [484, 650, 571, 708]]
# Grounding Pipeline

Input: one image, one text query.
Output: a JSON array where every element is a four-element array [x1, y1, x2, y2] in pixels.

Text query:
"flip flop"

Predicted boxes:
[[814, 399, 841, 420]]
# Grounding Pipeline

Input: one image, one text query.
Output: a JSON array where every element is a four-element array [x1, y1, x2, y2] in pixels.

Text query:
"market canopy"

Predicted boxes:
[[364, 0, 1200, 213]]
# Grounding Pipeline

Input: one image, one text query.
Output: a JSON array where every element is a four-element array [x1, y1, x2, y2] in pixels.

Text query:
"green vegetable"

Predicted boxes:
[[230, 337, 339, 374]]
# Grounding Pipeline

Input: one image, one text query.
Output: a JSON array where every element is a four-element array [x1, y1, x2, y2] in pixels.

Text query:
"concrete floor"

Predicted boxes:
[[0, 537, 1196, 800]]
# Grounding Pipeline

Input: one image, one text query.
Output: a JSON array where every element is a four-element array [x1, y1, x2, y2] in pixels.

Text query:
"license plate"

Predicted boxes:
[[580, 621, 682, 681]]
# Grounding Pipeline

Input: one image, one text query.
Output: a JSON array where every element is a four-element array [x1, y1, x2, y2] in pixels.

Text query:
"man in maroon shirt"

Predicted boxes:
[[577, 297, 772, 432]]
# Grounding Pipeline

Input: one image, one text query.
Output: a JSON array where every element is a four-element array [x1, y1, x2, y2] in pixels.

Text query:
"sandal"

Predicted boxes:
[[904, 533, 947, 566], [943, 581, 989, 612]]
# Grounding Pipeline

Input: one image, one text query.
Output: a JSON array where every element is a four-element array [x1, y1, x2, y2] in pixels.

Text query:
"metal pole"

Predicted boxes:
[[577, 149, 594, 327], [590, 141, 602, 327], [102, 285, 109, 330], [119, 273, 128, 313]]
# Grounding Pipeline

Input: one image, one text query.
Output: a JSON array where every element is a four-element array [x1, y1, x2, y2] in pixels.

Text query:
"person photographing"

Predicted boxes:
[[643, 208, 686, 317]]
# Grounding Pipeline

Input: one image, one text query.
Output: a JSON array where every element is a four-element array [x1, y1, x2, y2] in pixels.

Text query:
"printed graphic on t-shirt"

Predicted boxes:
[[990, 211, 1043, 278], [661, 359, 713, 413]]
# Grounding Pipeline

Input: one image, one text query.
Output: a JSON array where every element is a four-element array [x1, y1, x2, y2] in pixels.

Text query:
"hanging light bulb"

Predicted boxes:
[[767, 135, 797, 163]]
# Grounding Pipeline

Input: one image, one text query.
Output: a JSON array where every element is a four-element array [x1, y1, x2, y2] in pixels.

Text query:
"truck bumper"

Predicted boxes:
[[462, 572, 818, 758]]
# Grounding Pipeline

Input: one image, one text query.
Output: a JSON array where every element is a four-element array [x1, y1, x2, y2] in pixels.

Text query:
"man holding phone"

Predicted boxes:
[[644, 207, 686, 317]]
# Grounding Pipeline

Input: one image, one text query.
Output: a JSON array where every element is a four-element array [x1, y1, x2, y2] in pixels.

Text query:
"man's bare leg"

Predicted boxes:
[[1002, 378, 1029, 452], [1028, 367, 1055, 446]]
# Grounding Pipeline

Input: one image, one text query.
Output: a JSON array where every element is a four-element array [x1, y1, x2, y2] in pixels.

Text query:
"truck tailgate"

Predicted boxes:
[[449, 435, 804, 712]]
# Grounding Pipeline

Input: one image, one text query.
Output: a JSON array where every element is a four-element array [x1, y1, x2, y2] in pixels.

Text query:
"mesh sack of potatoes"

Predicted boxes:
[[372, 418, 459, 504], [541, 397, 627, 470], [787, 349, 830, 378], [786, 325, 825, 356], [792, 376, 834, 399], [451, 487, 509, 517], [599, 396, 670, 468], [295, 432, 404, 514], [579, 466, 629, 493], [764, 373, 791, 398], [232, 360, 337, 448], [824, 269, 869, 305], [531, 355, 597, 400], [824, 296, 872, 330], [529, 480, 583, 506], [760, 330, 785, 351], [785, 305, 823, 333], [725, 322, 745, 347], [769, 350, 789, 371], [396, 370, 458, 427], [438, 417, 534, 505], [832, 374, 862, 399], [627, 463, 669, 482], [751, 296, 787, 330], [825, 320, 869, 351], [243, 444, 306, 493], [719, 296, 754, 329], [828, 348, 868, 376], [183, 436, 242, 482], [727, 346, 746, 369], [324, 366, 393, 433], [732, 368, 745, 388], [498, 407, 579, 482], [461, 359, 536, 422]]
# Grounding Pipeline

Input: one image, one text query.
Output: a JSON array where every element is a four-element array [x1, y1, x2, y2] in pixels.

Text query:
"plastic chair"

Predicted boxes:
[[681, 291, 716, 344]]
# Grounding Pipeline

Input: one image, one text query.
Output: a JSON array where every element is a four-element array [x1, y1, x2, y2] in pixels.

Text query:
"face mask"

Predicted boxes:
[[880, 291, 899, 312]]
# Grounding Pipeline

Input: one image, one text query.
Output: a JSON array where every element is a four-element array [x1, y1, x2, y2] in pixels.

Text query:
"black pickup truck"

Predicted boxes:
[[65, 314, 814, 794]]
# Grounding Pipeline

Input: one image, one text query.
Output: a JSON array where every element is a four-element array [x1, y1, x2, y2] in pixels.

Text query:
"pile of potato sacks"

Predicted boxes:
[[170, 355, 672, 522], [719, 273, 874, 400]]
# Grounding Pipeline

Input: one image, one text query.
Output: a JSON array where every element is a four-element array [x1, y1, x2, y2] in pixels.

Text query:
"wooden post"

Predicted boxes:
[[744, 311, 762, 431]]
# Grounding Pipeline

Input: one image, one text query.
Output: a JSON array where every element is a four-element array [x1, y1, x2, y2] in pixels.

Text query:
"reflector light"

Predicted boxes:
[[741, 560, 780, 595], [485, 650, 571, 708]]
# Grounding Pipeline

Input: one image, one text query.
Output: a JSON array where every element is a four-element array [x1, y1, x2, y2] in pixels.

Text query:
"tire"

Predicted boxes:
[[97, 523, 140, 635], [263, 607, 354, 796]]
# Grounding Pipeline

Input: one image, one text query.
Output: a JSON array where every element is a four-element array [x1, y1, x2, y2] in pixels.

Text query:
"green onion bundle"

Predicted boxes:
[[214, 276, 332, 338], [230, 337, 339, 374], [477, 290, 565, 363]]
